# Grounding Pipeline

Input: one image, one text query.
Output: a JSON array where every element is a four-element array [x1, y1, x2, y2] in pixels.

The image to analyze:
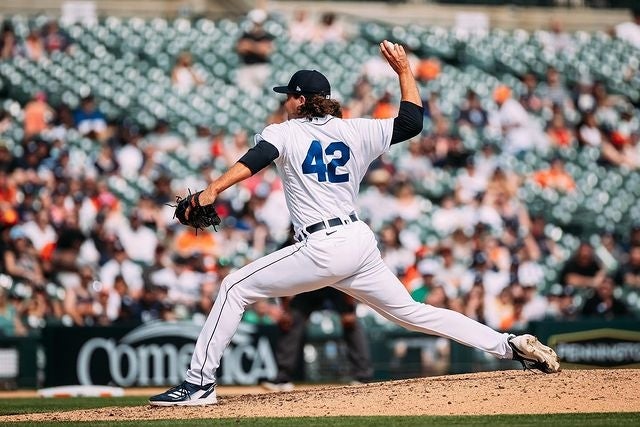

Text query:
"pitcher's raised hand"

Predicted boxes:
[[379, 40, 410, 76]]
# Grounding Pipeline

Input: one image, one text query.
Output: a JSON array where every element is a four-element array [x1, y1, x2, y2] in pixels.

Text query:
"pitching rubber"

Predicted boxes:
[[261, 381, 295, 392], [149, 395, 217, 407]]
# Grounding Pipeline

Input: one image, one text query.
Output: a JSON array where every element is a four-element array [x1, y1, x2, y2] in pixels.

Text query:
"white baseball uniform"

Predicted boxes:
[[185, 115, 513, 386]]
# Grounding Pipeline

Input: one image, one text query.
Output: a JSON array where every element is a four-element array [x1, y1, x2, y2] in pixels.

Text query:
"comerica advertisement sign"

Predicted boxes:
[[37, 318, 640, 387], [43, 321, 277, 387]]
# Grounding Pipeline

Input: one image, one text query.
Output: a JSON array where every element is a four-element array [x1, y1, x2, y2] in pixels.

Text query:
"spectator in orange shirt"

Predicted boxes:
[[601, 125, 640, 170], [416, 57, 441, 83], [174, 227, 217, 258], [23, 92, 53, 138], [533, 157, 576, 192], [546, 111, 575, 148], [372, 92, 395, 119], [0, 170, 18, 208], [21, 30, 45, 61]]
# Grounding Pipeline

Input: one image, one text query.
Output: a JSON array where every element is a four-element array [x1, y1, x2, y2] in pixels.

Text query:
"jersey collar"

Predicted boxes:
[[299, 115, 333, 125]]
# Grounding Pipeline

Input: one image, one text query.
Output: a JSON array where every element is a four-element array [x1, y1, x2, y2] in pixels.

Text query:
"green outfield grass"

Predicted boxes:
[[0, 398, 637, 426]]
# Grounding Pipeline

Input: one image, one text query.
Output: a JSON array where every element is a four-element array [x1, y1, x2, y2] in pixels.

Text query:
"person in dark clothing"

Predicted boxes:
[[458, 90, 488, 130], [235, 9, 274, 97], [627, 225, 640, 251], [581, 276, 631, 320], [560, 242, 605, 289], [262, 288, 373, 391], [615, 245, 640, 288], [73, 95, 107, 137], [0, 139, 16, 173]]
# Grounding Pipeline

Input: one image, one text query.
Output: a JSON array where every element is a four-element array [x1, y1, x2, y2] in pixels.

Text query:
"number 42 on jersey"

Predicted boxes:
[[302, 140, 351, 183]]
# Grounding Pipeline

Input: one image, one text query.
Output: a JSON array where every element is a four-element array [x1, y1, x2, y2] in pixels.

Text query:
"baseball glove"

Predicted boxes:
[[173, 190, 221, 231]]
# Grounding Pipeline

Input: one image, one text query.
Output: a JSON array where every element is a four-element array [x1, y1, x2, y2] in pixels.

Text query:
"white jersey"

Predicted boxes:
[[255, 115, 394, 232]]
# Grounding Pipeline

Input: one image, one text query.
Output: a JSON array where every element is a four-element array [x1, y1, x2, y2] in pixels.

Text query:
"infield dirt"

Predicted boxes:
[[2, 369, 639, 422]]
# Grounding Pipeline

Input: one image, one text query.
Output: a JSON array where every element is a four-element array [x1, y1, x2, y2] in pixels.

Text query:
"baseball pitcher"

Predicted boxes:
[[150, 40, 559, 406]]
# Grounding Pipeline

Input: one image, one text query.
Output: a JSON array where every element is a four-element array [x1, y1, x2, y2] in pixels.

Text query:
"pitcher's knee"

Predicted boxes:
[[219, 274, 257, 306], [220, 275, 245, 303]]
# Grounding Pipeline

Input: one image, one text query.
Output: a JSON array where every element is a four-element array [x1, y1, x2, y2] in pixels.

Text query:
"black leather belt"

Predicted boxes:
[[297, 213, 358, 241]]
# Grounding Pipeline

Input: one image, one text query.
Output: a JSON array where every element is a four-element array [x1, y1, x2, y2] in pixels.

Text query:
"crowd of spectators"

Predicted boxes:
[[0, 20, 71, 61], [0, 11, 639, 340]]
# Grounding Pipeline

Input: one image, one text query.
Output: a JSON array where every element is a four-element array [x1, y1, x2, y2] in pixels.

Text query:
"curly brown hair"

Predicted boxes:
[[297, 94, 342, 119]]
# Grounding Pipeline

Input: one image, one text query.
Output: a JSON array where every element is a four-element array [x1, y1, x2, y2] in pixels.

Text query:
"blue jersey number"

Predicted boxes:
[[302, 140, 350, 183]]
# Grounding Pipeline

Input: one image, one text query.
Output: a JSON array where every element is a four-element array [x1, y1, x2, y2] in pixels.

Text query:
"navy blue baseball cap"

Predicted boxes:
[[273, 70, 331, 97]]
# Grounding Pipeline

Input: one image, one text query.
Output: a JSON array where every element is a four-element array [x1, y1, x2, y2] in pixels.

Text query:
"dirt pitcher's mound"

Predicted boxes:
[[3, 369, 640, 422]]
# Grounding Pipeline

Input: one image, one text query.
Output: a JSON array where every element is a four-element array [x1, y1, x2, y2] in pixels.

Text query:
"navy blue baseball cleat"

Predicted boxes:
[[149, 380, 217, 406]]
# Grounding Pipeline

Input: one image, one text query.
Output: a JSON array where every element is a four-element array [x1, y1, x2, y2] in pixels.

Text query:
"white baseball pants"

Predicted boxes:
[[186, 220, 513, 386]]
